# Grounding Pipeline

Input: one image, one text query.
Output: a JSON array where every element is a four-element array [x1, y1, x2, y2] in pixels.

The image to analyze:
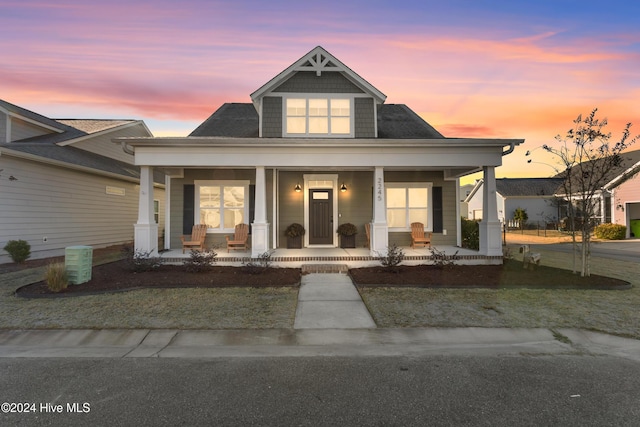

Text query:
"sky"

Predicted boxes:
[[2, 0, 639, 184]]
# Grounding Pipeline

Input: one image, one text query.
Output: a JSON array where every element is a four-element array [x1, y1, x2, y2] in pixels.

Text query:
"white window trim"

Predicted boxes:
[[385, 182, 433, 232], [194, 180, 250, 233], [282, 94, 355, 138]]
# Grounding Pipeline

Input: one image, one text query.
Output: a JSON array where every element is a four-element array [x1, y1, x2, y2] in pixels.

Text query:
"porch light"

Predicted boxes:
[[294, 183, 302, 192], [341, 183, 347, 192]]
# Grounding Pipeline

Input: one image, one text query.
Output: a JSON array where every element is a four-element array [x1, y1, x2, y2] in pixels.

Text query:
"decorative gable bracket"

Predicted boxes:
[[296, 51, 339, 76]]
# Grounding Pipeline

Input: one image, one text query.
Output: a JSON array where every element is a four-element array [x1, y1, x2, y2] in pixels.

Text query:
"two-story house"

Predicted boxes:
[[117, 46, 523, 262]]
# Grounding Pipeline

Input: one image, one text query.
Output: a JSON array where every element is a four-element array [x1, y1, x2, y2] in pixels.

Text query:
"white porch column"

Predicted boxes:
[[251, 166, 270, 257], [134, 166, 158, 255], [370, 166, 388, 256], [479, 166, 502, 256]]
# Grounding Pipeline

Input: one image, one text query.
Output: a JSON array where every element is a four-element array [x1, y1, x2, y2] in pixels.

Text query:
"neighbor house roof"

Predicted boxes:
[[189, 102, 444, 139], [465, 177, 564, 203], [551, 149, 640, 192], [0, 99, 162, 184]]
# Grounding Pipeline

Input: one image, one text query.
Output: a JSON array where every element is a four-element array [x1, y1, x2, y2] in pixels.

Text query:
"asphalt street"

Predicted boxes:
[[2, 355, 639, 426]]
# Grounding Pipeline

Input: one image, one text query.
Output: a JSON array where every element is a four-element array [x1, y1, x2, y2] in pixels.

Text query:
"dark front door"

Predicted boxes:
[[309, 189, 333, 245]]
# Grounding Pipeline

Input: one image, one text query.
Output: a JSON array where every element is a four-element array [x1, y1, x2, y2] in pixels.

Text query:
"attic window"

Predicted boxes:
[[285, 97, 351, 137]]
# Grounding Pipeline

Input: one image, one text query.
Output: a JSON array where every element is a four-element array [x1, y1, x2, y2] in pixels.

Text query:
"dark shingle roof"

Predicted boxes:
[[495, 178, 565, 197], [552, 149, 640, 189], [376, 104, 444, 139], [189, 102, 444, 139], [189, 103, 259, 137]]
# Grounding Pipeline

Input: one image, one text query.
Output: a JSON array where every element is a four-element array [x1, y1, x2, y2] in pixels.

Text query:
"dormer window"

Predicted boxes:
[[285, 97, 351, 137]]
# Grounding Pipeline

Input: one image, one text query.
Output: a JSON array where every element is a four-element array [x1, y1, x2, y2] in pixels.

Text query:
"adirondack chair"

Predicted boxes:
[[181, 224, 208, 253], [410, 222, 432, 248], [365, 223, 371, 248], [226, 223, 249, 252]]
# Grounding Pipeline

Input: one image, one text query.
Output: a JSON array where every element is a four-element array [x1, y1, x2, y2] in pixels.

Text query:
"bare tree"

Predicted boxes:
[[527, 109, 637, 276]]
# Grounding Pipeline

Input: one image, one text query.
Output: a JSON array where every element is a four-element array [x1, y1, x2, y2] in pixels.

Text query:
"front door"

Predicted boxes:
[[309, 189, 333, 245]]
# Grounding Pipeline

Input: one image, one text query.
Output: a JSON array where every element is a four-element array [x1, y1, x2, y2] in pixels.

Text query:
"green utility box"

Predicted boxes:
[[630, 219, 640, 238], [65, 246, 93, 285]]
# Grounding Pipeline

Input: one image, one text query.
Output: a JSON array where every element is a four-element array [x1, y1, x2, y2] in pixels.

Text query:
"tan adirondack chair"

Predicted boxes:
[[226, 223, 249, 252], [410, 222, 432, 248], [181, 224, 208, 253]]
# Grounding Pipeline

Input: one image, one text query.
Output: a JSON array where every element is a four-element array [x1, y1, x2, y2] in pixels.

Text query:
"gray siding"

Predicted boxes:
[[170, 169, 273, 249], [10, 117, 51, 142], [0, 112, 6, 143], [354, 98, 375, 138], [385, 171, 457, 247], [262, 97, 282, 138], [70, 123, 149, 164], [335, 171, 374, 247], [278, 172, 306, 247], [0, 155, 165, 263], [273, 71, 364, 93]]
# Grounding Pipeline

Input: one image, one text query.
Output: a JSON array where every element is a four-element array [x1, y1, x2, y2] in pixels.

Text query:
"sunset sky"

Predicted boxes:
[[2, 0, 639, 184]]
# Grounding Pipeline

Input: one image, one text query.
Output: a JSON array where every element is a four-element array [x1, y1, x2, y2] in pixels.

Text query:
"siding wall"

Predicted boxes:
[[504, 197, 560, 224], [0, 112, 6, 143], [262, 97, 282, 138], [273, 71, 364, 93], [354, 98, 375, 138], [10, 117, 51, 141], [386, 171, 457, 247], [0, 156, 165, 263], [613, 174, 640, 226], [70, 124, 148, 163], [169, 169, 273, 249]]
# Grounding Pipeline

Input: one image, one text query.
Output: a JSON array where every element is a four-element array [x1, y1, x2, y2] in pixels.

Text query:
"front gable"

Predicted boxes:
[[251, 46, 386, 139]]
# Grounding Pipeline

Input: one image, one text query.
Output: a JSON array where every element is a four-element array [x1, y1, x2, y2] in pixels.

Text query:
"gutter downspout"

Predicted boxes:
[[502, 142, 516, 156]]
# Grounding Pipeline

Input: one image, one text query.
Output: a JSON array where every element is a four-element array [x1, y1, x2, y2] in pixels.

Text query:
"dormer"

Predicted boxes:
[[250, 46, 386, 138]]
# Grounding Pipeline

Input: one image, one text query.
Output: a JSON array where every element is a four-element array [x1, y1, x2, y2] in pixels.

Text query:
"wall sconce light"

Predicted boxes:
[[340, 183, 347, 192], [294, 183, 302, 193], [616, 204, 624, 211]]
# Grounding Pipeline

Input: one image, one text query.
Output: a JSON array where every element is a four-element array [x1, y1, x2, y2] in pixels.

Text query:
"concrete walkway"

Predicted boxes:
[[294, 273, 376, 329], [1, 328, 639, 360]]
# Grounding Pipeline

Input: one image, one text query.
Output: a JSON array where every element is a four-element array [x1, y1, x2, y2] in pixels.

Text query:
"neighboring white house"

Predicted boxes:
[[0, 100, 166, 263], [117, 46, 524, 260], [465, 178, 564, 226]]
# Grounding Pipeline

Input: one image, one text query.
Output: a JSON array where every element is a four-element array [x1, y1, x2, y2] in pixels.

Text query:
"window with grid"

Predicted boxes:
[[285, 97, 351, 136], [386, 184, 432, 230], [195, 181, 248, 232]]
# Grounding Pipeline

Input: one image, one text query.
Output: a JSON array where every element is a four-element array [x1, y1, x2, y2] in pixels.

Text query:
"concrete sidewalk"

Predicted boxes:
[[294, 273, 376, 329], [1, 327, 639, 361]]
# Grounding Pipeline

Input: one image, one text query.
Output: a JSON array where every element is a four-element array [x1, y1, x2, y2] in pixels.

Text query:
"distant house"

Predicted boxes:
[[0, 100, 165, 263], [600, 149, 640, 237], [117, 46, 523, 260], [465, 178, 564, 226]]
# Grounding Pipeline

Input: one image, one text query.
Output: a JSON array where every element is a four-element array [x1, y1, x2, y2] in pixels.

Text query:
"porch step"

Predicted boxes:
[[301, 264, 349, 274]]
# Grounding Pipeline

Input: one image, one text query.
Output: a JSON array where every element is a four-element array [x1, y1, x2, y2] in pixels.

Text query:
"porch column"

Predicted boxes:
[[251, 166, 270, 257], [370, 166, 388, 256], [479, 166, 502, 256], [134, 166, 158, 255]]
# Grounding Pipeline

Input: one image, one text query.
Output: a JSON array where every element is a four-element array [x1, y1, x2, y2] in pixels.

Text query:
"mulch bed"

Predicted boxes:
[[349, 260, 631, 290], [16, 259, 302, 298]]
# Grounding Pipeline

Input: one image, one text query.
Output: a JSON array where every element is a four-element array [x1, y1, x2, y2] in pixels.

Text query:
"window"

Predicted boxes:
[[153, 200, 160, 224], [195, 181, 249, 232], [285, 97, 351, 136], [386, 183, 432, 230]]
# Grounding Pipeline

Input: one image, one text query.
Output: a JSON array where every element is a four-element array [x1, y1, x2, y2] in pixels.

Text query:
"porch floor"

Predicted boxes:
[[160, 246, 499, 267]]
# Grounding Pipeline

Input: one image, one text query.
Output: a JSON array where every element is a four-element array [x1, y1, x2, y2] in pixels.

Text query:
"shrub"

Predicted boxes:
[[594, 223, 626, 240], [514, 207, 528, 228], [336, 223, 358, 236], [430, 246, 459, 268], [3, 239, 31, 263], [284, 223, 305, 238], [122, 246, 163, 272], [461, 218, 479, 250], [242, 251, 273, 275], [44, 262, 68, 292], [376, 244, 405, 270], [183, 249, 217, 273]]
